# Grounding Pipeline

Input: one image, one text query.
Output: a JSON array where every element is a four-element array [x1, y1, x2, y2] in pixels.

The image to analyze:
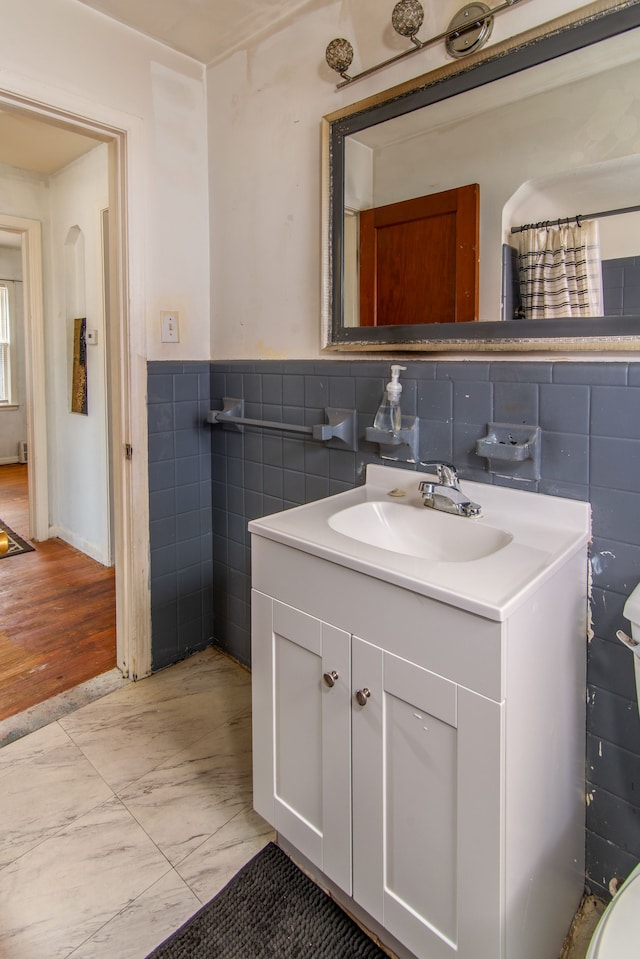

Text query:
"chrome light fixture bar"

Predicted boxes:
[[325, 0, 527, 88]]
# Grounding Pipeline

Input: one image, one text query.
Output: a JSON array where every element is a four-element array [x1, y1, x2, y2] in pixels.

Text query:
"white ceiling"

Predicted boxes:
[[74, 0, 332, 66], [0, 111, 101, 175]]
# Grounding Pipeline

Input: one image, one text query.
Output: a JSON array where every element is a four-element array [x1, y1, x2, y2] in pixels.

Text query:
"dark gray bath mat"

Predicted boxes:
[[145, 841, 388, 958]]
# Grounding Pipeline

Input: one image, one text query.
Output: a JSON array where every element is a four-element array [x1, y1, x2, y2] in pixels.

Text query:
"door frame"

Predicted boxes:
[[0, 81, 151, 680]]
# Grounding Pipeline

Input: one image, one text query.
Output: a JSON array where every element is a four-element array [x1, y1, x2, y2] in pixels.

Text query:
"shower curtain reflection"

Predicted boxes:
[[516, 220, 602, 320]]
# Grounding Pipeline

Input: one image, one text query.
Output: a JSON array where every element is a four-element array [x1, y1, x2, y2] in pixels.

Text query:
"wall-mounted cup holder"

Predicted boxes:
[[476, 423, 541, 481], [365, 416, 419, 463]]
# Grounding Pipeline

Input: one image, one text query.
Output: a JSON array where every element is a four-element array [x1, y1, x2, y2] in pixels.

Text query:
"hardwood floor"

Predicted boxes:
[[0, 464, 116, 721]]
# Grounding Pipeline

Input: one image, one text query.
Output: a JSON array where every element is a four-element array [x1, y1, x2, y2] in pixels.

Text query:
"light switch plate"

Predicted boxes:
[[161, 311, 180, 343]]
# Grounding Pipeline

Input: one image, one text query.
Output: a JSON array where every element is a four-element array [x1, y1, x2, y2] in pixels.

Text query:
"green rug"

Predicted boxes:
[[0, 519, 34, 559], [146, 842, 388, 959]]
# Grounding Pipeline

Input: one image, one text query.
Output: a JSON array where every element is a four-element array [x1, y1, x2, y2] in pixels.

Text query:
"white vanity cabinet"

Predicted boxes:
[[253, 587, 503, 959], [250, 466, 590, 959], [252, 592, 353, 895], [251, 534, 587, 959], [350, 635, 502, 959]]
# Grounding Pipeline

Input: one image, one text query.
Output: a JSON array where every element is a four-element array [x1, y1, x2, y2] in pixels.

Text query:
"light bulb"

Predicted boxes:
[[391, 0, 425, 40], [325, 38, 354, 75]]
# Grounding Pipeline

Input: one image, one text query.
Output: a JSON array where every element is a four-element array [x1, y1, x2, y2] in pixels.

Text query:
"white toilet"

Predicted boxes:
[[586, 582, 640, 958]]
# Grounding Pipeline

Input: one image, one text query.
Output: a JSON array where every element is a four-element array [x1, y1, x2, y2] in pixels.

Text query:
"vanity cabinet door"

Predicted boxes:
[[351, 636, 504, 959], [251, 592, 352, 893]]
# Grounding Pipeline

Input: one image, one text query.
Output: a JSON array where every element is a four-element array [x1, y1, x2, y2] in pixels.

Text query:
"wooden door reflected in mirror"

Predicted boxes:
[[359, 184, 479, 327]]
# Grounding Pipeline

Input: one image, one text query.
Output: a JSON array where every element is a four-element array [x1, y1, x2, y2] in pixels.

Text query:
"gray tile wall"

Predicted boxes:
[[602, 256, 640, 316], [148, 357, 640, 900], [147, 361, 213, 670]]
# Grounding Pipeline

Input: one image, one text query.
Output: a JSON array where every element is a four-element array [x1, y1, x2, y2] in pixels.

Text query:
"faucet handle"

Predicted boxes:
[[420, 461, 459, 487]]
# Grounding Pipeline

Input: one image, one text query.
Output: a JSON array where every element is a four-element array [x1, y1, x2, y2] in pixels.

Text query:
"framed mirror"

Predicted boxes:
[[321, 1, 640, 351]]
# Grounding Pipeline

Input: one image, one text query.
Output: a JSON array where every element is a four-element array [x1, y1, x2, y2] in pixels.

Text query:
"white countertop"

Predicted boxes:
[[248, 464, 591, 621]]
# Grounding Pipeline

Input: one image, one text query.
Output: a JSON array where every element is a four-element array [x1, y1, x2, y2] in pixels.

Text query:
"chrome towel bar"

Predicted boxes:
[[208, 398, 358, 451]]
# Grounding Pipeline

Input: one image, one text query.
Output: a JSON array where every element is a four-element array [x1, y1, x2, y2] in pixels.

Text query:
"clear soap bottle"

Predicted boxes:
[[374, 364, 406, 433]]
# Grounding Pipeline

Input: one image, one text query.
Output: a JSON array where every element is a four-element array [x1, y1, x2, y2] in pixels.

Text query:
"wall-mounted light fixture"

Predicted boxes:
[[325, 0, 527, 88]]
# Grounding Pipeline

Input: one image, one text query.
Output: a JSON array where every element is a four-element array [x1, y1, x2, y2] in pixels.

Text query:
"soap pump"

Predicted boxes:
[[374, 365, 406, 433]]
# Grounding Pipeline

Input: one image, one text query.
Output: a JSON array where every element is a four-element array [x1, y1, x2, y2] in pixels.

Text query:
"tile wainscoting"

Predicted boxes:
[[147, 362, 213, 670], [147, 358, 640, 900]]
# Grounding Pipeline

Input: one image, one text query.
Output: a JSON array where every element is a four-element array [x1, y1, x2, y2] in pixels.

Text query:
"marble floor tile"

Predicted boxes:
[[0, 669, 128, 749], [0, 718, 70, 774], [59, 649, 251, 793], [0, 797, 172, 959], [0, 644, 605, 959], [67, 869, 200, 959], [0, 723, 113, 868], [0, 647, 272, 959], [118, 711, 253, 866], [137, 648, 250, 697], [175, 804, 274, 905]]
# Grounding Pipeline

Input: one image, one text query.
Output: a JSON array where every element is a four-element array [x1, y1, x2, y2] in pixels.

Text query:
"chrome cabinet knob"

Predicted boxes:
[[323, 671, 339, 687], [355, 688, 371, 706]]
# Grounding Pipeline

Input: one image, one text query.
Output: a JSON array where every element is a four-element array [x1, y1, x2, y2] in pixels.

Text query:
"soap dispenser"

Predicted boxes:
[[365, 364, 419, 460], [374, 365, 406, 433]]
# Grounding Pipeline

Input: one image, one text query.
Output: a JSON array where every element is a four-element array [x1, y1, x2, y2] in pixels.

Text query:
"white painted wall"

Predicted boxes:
[[0, 245, 27, 462], [0, 0, 210, 361], [0, 0, 210, 675], [1, 1, 618, 367], [0, 151, 112, 559], [599, 210, 640, 260], [48, 145, 111, 563], [207, 0, 608, 359], [345, 138, 373, 211]]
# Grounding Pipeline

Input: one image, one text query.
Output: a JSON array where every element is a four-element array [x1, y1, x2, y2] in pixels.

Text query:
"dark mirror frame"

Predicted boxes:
[[322, 0, 640, 352]]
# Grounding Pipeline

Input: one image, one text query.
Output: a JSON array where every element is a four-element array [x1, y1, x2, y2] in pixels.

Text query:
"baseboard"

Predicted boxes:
[[0, 456, 20, 465]]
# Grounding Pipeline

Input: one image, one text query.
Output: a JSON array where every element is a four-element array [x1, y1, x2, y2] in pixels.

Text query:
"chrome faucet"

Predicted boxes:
[[418, 462, 482, 518]]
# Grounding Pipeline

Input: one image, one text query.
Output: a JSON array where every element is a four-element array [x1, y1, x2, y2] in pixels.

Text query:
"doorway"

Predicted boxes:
[[0, 90, 151, 717], [1, 168, 116, 720]]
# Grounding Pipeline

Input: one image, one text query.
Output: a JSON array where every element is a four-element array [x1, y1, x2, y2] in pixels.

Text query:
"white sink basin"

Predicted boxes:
[[248, 464, 590, 620], [329, 500, 512, 562]]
